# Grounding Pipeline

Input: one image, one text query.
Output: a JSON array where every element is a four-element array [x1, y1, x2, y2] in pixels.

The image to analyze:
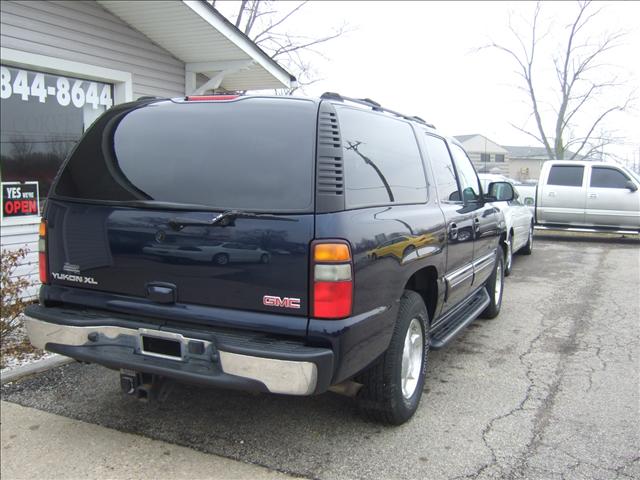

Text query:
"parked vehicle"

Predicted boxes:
[[479, 174, 534, 275], [143, 242, 270, 265], [536, 161, 640, 232], [25, 93, 513, 425]]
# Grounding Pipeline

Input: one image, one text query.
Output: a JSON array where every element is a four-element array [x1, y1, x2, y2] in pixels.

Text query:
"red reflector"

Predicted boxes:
[[39, 251, 48, 284], [313, 281, 352, 319], [185, 95, 239, 101]]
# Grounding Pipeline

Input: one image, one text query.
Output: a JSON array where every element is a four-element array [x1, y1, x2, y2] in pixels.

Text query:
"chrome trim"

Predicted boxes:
[[535, 225, 639, 235], [24, 317, 318, 396], [472, 250, 496, 276], [445, 264, 474, 289], [24, 317, 138, 350], [218, 351, 317, 396]]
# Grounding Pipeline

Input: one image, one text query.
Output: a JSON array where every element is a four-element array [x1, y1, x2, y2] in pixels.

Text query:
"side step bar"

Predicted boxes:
[[429, 288, 490, 349]]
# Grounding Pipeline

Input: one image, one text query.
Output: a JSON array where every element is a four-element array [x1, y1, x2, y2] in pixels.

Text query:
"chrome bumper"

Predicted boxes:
[[24, 316, 318, 396]]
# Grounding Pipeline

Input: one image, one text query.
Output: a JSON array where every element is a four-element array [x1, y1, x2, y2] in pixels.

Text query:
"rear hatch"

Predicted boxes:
[[45, 97, 317, 316]]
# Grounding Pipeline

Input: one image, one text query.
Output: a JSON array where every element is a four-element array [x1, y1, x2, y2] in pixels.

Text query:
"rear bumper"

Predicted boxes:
[[24, 305, 333, 396]]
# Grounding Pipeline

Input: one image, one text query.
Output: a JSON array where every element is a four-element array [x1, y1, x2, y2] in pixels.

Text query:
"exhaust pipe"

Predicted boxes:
[[328, 380, 363, 397]]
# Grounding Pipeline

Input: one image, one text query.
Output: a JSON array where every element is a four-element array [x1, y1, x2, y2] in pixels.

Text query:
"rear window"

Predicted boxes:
[[547, 165, 584, 187], [53, 98, 316, 212]]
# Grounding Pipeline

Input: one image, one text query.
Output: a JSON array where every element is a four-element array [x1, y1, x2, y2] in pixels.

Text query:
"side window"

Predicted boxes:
[[547, 165, 584, 187], [590, 167, 630, 189], [422, 134, 461, 203], [449, 143, 481, 203], [336, 107, 427, 209]]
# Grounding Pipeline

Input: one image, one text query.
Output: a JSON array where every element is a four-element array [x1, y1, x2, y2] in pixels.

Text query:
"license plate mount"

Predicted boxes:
[[138, 329, 184, 361]]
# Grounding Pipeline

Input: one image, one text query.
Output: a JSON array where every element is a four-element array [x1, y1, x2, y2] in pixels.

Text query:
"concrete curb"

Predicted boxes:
[[1, 355, 74, 384]]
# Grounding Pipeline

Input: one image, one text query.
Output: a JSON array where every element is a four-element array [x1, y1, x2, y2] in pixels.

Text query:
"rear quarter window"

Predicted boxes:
[[336, 106, 427, 209]]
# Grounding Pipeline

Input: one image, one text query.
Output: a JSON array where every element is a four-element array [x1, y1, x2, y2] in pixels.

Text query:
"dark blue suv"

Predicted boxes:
[[25, 93, 513, 424]]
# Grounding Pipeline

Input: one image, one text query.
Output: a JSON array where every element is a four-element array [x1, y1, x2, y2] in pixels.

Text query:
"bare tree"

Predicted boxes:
[[486, 1, 634, 160], [213, 1, 348, 93]]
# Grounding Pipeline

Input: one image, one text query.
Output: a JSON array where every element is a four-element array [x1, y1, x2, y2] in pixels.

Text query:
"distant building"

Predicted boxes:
[[455, 134, 584, 182], [502, 146, 550, 182], [454, 134, 509, 175], [504, 146, 583, 182]]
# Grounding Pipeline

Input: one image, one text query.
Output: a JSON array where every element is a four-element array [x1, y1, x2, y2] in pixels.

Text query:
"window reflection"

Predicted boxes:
[[0, 66, 112, 208]]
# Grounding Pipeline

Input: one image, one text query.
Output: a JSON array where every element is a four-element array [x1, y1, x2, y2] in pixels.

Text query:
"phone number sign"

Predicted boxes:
[[0, 65, 113, 109], [2, 182, 40, 220]]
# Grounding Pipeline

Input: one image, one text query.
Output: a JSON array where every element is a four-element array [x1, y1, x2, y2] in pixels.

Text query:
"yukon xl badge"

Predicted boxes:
[[51, 272, 98, 285], [263, 295, 301, 309]]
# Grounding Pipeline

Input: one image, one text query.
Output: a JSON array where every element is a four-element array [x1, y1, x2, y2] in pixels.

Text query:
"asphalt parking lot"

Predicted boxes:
[[2, 232, 639, 480]]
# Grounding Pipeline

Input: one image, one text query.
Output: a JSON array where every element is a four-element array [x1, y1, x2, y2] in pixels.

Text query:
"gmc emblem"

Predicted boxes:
[[263, 295, 301, 309]]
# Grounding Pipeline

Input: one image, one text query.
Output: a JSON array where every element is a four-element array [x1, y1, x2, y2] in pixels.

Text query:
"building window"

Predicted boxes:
[[480, 153, 491, 162], [495, 154, 505, 162], [1, 65, 113, 208]]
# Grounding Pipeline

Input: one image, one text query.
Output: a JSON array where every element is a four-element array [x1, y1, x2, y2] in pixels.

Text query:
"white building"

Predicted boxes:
[[454, 134, 509, 175]]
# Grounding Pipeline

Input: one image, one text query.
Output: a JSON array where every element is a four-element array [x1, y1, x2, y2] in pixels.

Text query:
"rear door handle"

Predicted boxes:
[[588, 193, 597, 199], [548, 191, 556, 197]]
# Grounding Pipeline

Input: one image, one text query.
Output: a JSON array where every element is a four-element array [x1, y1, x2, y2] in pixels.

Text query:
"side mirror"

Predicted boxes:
[[486, 181, 515, 202], [625, 180, 638, 192]]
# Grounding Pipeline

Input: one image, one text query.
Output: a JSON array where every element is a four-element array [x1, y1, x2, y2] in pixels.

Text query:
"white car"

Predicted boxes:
[[479, 174, 534, 275]]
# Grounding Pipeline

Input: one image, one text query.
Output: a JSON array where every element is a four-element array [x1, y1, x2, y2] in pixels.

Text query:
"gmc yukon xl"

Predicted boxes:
[[25, 93, 513, 424]]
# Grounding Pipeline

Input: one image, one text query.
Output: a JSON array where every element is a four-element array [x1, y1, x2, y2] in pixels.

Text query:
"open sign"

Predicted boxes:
[[1, 182, 40, 220]]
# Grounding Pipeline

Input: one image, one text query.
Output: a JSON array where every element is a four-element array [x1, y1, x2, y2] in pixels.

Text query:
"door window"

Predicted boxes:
[[449, 143, 481, 203], [547, 165, 584, 187], [590, 167, 630, 189], [422, 134, 461, 203]]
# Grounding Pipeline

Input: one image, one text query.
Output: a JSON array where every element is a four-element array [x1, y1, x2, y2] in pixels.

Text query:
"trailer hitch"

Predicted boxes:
[[119, 369, 174, 402]]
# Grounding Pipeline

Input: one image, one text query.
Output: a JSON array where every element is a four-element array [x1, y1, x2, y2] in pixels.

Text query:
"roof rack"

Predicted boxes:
[[320, 92, 435, 128]]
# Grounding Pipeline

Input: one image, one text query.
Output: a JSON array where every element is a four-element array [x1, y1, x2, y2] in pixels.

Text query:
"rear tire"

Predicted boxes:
[[356, 290, 430, 425], [481, 248, 504, 319], [521, 223, 534, 255], [504, 239, 513, 277]]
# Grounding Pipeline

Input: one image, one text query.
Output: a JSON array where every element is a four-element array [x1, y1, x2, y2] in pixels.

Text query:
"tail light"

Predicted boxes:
[[312, 242, 353, 319], [38, 220, 48, 284]]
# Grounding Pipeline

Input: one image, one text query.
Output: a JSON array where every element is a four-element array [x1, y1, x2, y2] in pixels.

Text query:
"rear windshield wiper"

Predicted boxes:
[[168, 210, 298, 231]]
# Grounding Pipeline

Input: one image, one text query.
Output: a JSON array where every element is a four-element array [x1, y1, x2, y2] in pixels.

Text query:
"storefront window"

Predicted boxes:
[[0, 65, 113, 208]]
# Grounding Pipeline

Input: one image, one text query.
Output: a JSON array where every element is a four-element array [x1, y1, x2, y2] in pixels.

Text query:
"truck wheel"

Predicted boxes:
[[481, 249, 504, 319], [520, 223, 534, 255], [356, 290, 429, 425]]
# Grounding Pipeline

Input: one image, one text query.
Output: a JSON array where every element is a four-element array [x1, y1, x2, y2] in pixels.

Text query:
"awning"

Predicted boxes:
[[97, 0, 295, 93]]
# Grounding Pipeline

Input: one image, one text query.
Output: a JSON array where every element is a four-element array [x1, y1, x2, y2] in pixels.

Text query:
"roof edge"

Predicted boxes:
[[185, 0, 296, 89]]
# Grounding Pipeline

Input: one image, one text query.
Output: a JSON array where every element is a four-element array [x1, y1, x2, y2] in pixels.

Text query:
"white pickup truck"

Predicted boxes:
[[536, 160, 640, 233]]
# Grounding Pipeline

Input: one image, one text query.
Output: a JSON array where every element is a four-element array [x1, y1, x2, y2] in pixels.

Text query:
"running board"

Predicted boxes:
[[430, 288, 490, 349]]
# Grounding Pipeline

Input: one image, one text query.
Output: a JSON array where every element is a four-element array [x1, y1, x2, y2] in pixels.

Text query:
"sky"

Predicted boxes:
[[217, 1, 640, 167]]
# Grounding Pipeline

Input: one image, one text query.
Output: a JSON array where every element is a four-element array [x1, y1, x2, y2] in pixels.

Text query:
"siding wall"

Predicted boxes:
[[1, 222, 40, 299], [1, 0, 187, 300], [0, 0, 186, 98]]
